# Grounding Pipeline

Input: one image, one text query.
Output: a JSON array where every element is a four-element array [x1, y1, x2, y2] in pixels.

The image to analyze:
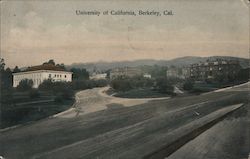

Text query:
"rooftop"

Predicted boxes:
[[25, 64, 66, 72]]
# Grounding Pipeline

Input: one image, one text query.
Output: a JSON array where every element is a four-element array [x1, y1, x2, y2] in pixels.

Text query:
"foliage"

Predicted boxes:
[[111, 78, 133, 92], [38, 79, 54, 91], [38, 80, 73, 98], [110, 76, 174, 94], [237, 68, 249, 82], [13, 66, 21, 73], [56, 63, 65, 70], [43, 59, 56, 65], [16, 79, 33, 91], [183, 80, 194, 91], [140, 65, 168, 78], [70, 68, 89, 80], [0, 88, 14, 104], [114, 88, 169, 98], [1, 67, 12, 89], [0, 58, 5, 71], [155, 77, 174, 94]]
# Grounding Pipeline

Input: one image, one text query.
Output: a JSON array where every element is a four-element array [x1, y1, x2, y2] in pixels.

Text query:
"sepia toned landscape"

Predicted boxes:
[[0, 0, 249, 159]]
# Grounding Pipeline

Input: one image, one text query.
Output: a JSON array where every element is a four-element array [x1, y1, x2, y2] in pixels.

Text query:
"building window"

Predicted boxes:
[[60, 75, 62, 78], [65, 75, 67, 78], [49, 74, 51, 78]]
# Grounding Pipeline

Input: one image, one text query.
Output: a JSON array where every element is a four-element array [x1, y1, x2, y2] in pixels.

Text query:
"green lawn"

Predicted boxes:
[[1, 91, 74, 129], [113, 88, 169, 98]]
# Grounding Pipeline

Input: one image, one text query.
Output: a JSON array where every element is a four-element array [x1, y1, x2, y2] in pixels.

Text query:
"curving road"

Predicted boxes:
[[55, 87, 170, 118]]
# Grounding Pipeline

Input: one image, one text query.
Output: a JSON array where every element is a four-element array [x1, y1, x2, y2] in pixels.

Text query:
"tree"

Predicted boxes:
[[56, 63, 65, 70], [149, 65, 168, 78], [237, 68, 250, 82], [1, 67, 12, 89], [111, 78, 133, 92], [0, 58, 5, 71], [43, 59, 55, 65], [38, 79, 53, 91], [16, 79, 33, 91], [70, 68, 89, 80], [13, 66, 21, 73], [155, 77, 174, 94], [48, 59, 55, 65], [183, 80, 194, 91]]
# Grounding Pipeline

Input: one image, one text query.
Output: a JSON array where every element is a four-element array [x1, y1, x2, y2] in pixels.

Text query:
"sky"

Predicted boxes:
[[1, 0, 249, 68]]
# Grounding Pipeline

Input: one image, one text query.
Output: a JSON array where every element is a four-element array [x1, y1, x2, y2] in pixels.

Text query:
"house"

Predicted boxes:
[[166, 66, 188, 79], [143, 73, 152, 79], [166, 67, 179, 78], [110, 67, 143, 79], [90, 73, 107, 80], [189, 60, 241, 82], [13, 64, 73, 88]]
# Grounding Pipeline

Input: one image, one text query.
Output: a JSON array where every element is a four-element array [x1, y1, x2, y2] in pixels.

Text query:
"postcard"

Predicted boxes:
[[0, 0, 249, 159]]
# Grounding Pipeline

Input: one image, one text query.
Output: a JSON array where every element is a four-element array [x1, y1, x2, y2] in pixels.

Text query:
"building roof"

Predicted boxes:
[[190, 60, 240, 67], [13, 64, 72, 75], [26, 64, 65, 71], [13, 69, 72, 75]]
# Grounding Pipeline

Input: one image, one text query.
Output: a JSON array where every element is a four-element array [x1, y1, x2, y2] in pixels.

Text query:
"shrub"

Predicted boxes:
[[72, 80, 88, 90], [155, 77, 174, 94], [16, 79, 33, 91], [111, 78, 133, 92], [38, 79, 53, 91], [183, 80, 194, 91], [39, 80, 73, 93], [94, 79, 109, 87]]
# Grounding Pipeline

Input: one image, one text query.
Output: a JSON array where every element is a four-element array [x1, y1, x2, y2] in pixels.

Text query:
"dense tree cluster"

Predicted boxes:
[[16, 79, 34, 91], [0, 59, 13, 90], [155, 77, 174, 94], [183, 80, 194, 91], [70, 68, 89, 80], [42, 59, 65, 70], [110, 76, 174, 95]]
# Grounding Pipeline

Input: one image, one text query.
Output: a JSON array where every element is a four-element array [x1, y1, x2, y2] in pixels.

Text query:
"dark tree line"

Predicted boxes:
[[1, 59, 14, 90], [43, 59, 65, 70], [110, 76, 174, 95], [70, 68, 89, 80]]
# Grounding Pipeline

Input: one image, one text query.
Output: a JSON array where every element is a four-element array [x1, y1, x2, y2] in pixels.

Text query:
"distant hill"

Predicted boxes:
[[67, 56, 249, 72]]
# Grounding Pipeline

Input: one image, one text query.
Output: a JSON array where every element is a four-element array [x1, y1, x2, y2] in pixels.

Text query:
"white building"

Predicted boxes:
[[143, 73, 152, 79], [13, 64, 73, 88], [110, 67, 143, 79], [90, 73, 107, 80]]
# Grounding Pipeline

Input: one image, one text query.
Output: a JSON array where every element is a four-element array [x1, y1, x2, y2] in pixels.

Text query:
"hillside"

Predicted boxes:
[[67, 56, 249, 72]]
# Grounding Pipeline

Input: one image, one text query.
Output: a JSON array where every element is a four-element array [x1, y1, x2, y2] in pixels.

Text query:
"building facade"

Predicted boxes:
[[110, 67, 143, 79], [143, 73, 152, 79], [13, 64, 72, 88], [166, 67, 189, 79], [90, 73, 107, 80], [189, 60, 241, 82]]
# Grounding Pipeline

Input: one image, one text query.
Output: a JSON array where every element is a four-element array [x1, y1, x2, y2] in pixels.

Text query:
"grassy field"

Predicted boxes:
[[191, 81, 247, 93], [0, 90, 74, 129], [109, 88, 170, 98]]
